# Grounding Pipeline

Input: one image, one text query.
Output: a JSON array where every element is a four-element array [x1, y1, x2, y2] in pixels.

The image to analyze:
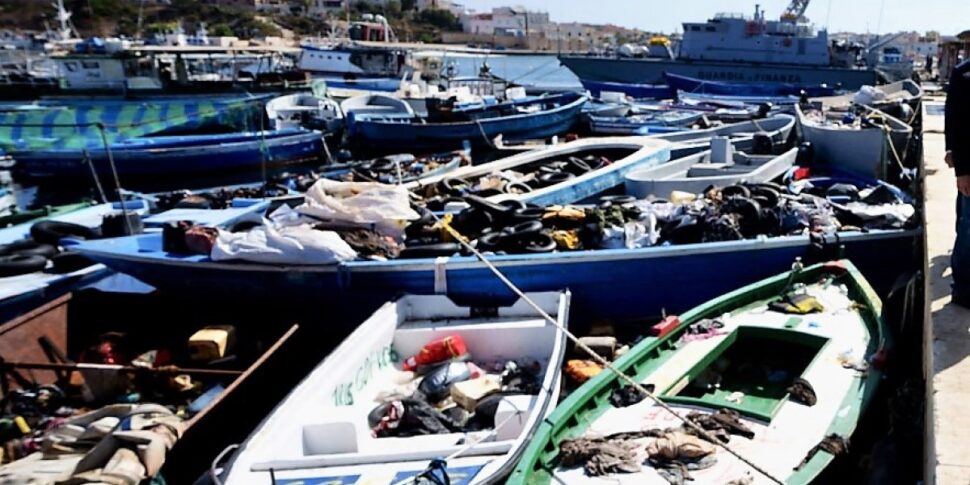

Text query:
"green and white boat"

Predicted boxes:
[[509, 260, 889, 485]]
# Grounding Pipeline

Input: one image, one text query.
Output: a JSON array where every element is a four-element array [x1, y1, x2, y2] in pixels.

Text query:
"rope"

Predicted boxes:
[[424, 212, 787, 485], [473, 118, 496, 149], [96, 123, 134, 236], [81, 149, 109, 204]]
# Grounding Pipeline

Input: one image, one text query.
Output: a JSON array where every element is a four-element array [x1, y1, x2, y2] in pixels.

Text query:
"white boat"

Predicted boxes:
[[340, 93, 415, 118], [625, 141, 798, 199], [216, 291, 571, 485], [265, 90, 343, 133], [649, 114, 795, 159], [406, 136, 671, 208], [810, 79, 923, 111], [795, 103, 913, 179]]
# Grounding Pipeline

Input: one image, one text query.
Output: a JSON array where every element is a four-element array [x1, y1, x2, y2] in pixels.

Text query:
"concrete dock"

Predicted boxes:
[[925, 97, 970, 485]]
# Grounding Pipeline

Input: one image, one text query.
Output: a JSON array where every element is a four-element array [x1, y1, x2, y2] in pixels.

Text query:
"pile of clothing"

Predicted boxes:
[[367, 335, 542, 439]]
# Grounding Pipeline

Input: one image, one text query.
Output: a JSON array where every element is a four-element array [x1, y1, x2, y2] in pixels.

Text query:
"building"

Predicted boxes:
[[306, 0, 348, 17], [459, 6, 548, 37], [416, 0, 462, 14]]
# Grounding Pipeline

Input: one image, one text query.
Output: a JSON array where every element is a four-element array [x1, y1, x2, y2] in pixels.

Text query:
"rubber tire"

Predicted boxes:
[[442, 177, 472, 195], [521, 232, 557, 253], [30, 221, 100, 246], [476, 232, 504, 252], [538, 172, 575, 186], [0, 254, 48, 277], [507, 220, 544, 237], [11, 242, 57, 259], [511, 207, 546, 221], [567, 156, 593, 174], [503, 182, 532, 194], [399, 242, 461, 259], [50, 251, 96, 274], [498, 199, 527, 210], [720, 185, 751, 199]]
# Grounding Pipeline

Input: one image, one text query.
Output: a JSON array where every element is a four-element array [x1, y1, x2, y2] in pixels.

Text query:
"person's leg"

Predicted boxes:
[[953, 194, 970, 306]]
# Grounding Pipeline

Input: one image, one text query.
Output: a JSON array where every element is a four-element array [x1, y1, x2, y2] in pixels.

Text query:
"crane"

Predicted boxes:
[[780, 0, 811, 23]]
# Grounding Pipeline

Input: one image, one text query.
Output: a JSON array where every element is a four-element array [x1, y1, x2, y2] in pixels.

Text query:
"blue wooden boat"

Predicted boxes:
[[678, 90, 801, 106], [74, 223, 917, 325], [344, 92, 588, 151], [665, 72, 837, 97], [12, 129, 324, 180], [580, 79, 674, 99]]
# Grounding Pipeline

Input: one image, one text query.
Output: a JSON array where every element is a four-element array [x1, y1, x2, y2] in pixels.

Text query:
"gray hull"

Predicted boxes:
[[560, 56, 880, 90]]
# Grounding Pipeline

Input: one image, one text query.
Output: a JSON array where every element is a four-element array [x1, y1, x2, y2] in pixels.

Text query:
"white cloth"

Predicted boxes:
[[211, 223, 357, 265], [297, 179, 419, 240]]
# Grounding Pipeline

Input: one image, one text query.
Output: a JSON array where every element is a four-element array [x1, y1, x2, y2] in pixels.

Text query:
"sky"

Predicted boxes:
[[460, 0, 970, 36]]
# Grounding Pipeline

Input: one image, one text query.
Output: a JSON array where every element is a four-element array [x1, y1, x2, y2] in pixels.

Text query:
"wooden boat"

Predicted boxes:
[[624, 146, 799, 199], [216, 291, 570, 485], [810, 79, 923, 112], [649, 115, 796, 159], [0, 292, 304, 485], [343, 92, 588, 151], [677, 91, 801, 107], [509, 260, 889, 485], [665, 72, 837, 97], [13, 129, 325, 180], [580, 79, 674, 100], [795, 104, 913, 180], [265, 92, 343, 133], [405, 137, 671, 208], [588, 111, 702, 136]]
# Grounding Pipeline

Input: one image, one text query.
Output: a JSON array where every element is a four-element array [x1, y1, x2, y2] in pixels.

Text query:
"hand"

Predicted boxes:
[[946, 151, 954, 168], [959, 175, 970, 197]]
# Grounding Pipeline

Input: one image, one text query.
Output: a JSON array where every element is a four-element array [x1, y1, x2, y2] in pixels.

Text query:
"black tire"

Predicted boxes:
[[522, 233, 557, 253], [508, 220, 544, 237], [0, 254, 47, 277], [476, 232, 504, 252], [511, 207, 546, 221], [566, 156, 593, 174], [442, 177, 472, 195], [10, 242, 57, 258], [399, 242, 461, 259], [720, 184, 751, 199], [50, 251, 96, 274], [30, 221, 100, 246], [503, 182, 532, 194], [538, 172, 575, 187], [751, 133, 774, 155], [498, 199, 527, 210]]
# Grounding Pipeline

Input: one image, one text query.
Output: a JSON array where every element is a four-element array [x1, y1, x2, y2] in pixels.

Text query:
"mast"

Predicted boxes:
[[52, 0, 76, 41]]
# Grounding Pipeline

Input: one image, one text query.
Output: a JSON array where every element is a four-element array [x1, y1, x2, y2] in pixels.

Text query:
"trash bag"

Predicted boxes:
[[298, 178, 421, 240], [211, 223, 357, 264]]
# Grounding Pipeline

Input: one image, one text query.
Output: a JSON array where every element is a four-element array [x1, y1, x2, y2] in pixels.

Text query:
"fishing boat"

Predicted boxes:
[[0, 292, 305, 485], [492, 134, 563, 154], [677, 91, 801, 107], [810, 79, 924, 112], [624, 144, 799, 199], [580, 79, 674, 100], [406, 137, 671, 209], [265, 91, 343, 133], [215, 291, 570, 485], [588, 111, 702, 136], [508, 260, 888, 485], [665, 72, 837, 97], [649, 115, 796, 159], [795, 104, 913, 179], [13, 129, 324, 180], [343, 92, 589, 151]]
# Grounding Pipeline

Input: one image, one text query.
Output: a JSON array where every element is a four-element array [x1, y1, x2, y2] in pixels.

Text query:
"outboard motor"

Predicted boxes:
[[751, 132, 774, 155], [757, 103, 773, 119]]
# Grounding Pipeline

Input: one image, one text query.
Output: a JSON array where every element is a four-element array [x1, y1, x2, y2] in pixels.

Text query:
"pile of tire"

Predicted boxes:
[[0, 221, 99, 278]]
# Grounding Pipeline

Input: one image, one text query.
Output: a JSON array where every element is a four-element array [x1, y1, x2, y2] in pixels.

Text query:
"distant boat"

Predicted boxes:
[[580, 79, 674, 100], [677, 90, 802, 106], [509, 260, 889, 485], [265, 92, 343, 133], [625, 145, 799, 199], [648, 114, 796, 159], [12, 129, 324, 180], [215, 291, 570, 485], [343, 92, 588, 151], [665, 72, 837, 97], [588, 111, 702, 136]]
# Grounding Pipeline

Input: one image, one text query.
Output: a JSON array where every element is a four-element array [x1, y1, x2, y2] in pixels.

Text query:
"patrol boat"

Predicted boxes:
[[561, 1, 880, 90]]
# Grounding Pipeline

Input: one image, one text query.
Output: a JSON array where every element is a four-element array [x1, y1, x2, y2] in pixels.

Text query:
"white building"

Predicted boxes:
[[460, 6, 548, 37]]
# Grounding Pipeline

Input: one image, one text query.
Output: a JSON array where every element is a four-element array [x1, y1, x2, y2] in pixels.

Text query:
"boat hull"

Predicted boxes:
[[346, 93, 588, 151], [77, 229, 919, 324], [560, 56, 880, 90], [13, 130, 324, 179]]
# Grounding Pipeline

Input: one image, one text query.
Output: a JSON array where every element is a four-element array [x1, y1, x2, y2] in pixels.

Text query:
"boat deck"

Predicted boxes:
[[925, 97, 970, 485]]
